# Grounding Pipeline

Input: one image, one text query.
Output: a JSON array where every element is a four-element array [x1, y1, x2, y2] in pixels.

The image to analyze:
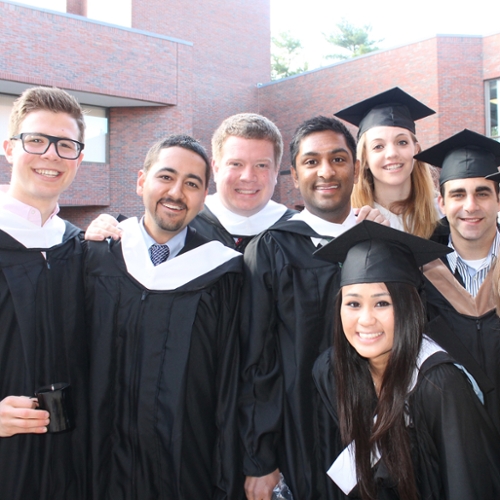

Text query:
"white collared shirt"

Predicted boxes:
[[0, 188, 66, 248], [204, 193, 288, 236], [290, 208, 358, 246]]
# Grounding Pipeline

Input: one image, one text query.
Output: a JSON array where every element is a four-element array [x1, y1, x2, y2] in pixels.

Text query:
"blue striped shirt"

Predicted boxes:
[[446, 231, 500, 297]]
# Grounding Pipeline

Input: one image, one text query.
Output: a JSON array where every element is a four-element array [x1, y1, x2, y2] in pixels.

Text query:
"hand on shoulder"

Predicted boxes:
[[353, 206, 390, 227], [85, 214, 122, 241]]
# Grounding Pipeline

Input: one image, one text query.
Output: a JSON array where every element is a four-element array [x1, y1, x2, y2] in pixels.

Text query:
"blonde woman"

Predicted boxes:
[[336, 87, 440, 238]]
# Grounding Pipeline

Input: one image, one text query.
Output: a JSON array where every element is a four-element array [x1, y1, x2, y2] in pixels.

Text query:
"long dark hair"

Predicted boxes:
[[333, 282, 425, 500]]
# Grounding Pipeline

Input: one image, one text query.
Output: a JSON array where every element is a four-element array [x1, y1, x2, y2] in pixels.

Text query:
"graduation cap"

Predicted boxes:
[[314, 221, 451, 288], [334, 87, 435, 138], [414, 129, 500, 184]]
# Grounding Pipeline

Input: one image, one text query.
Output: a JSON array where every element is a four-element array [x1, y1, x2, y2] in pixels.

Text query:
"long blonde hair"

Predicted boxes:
[[351, 131, 439, 238]]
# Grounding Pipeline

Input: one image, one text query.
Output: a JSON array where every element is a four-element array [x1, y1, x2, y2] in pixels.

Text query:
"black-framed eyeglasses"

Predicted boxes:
[[10, 133, 84, 160]]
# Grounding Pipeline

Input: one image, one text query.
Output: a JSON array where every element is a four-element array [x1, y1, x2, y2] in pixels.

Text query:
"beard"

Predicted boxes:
[[151, 197, 187, 234]]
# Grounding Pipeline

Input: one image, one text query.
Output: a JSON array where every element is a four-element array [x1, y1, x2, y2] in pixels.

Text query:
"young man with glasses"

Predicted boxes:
[[0, 86, 88, 499]]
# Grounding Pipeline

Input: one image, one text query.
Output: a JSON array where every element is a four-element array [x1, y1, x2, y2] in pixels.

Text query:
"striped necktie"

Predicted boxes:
[[149, 243, 170, 266]]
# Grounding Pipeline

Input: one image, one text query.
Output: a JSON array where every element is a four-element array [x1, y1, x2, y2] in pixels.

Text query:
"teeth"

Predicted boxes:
[[358, 332, 383, 339], [236, 189, 258, 194], [161, 203, 183, 211], [35, 169, 59, 177], [384, 164, 403, 171], [316, 185, 338, 190]]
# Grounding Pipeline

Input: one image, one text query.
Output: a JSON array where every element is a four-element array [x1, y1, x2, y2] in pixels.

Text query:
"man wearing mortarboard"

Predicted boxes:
[[415, 129, 500, 434]]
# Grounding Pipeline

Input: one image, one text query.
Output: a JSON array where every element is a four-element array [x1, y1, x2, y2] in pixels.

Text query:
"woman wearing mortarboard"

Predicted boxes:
[[312, 221, 500, 499], [336, 88, 439, 238]]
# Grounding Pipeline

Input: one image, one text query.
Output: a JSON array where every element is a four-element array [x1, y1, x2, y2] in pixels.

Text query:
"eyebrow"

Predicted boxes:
[[300, 147, 350, 157], [343, 292, 391, 298], [447, 185, 494, 196], [156, 167, 204, 185], [369, 132, 410, 142], [475, 185, 494, 193], [225, 157, 273, 163]]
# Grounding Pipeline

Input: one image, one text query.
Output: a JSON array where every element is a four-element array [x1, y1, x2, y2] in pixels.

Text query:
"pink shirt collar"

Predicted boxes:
[[0, 185, 60, 227]]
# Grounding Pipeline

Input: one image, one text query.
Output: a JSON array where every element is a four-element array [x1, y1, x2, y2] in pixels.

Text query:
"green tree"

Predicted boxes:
[[324, 19, 382, 61], [271, 31, 309, 80]]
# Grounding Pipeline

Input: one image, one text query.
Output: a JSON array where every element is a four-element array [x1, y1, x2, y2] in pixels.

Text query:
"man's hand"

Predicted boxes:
[[85, 214, 122, 241], [0, 396, 50, 437], [353, 206, 390, 226], [244, 468, 280, 500]]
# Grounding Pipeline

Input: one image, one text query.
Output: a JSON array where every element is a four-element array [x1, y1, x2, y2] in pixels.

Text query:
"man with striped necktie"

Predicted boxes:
[[84, 135, 244, 499]]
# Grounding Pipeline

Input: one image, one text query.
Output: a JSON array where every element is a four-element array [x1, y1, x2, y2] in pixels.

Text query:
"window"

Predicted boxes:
[[0, 94, 108, 163], [486, 79, 500, 141], [0, 95, 12, 148], [82, 106, 108, 163]]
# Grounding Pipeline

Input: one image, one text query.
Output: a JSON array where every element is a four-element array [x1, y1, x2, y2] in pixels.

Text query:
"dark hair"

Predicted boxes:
[[143, 134, 211, 186], [289, 116, 356, 169], [333, 282, 423, 500]]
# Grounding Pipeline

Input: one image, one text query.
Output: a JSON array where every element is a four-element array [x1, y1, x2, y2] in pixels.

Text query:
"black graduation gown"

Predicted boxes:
[[313, 348, 500, 500], [190, 204, 296, 252], [239, 219, 342, 500], [425, 218, 500, 433], [0, 223, 89, 500], [84, 227, 244, 500]]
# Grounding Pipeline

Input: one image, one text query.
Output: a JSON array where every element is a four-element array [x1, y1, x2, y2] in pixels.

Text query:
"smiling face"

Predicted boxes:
[[291, 130, 358, 223], [3, 110, 83, 211], [363, 126, 419, 193], [439, 177, 500, 257], [137, 146, 208, 243], [212, 136, 278, 217], [340, 282, 395, 375]]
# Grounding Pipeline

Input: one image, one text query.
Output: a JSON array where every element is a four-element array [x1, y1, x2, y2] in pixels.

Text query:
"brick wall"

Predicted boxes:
[[0, 2, 184, 103], [436, 36, 484, 139], [60, 43, 196, 228], [66, 0, 86, 16], [483, 33, 500, 82], [259, 35, 492, 208], [131, 0, 271, 152]]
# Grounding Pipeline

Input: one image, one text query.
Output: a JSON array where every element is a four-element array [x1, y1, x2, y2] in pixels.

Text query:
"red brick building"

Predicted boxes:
[[260, 33, 500, 208], [1, 0, 499, 225]]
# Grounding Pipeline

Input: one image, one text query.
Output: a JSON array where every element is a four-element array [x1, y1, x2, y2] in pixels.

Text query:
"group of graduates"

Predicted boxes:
[[1, 84, 500, 500]]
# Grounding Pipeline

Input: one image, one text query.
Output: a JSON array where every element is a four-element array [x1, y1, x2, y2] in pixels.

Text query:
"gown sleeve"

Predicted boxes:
[[239, 233, 284, 477], [412, 362, 500, 500], [207, 266, 245, 499]]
